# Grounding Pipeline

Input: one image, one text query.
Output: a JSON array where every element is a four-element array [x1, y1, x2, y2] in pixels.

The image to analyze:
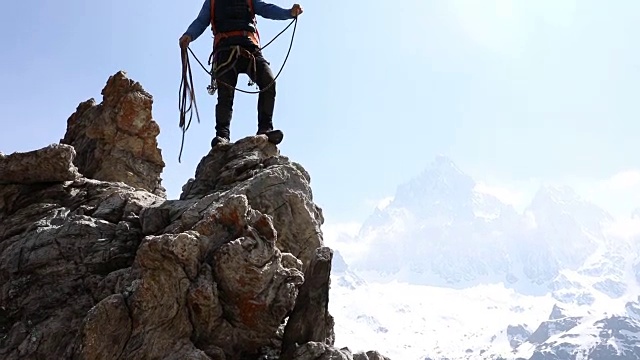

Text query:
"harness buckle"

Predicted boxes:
[[207, 80, 217, 96]]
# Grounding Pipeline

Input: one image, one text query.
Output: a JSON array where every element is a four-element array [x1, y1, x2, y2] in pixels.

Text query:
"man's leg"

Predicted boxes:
[[213, 49, 239, 145], [252, 52, 277, 135]]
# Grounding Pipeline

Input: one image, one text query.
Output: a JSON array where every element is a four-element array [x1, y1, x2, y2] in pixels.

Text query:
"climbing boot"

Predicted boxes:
[[257, 129, 284, 145], [211, 136, 230, 148]]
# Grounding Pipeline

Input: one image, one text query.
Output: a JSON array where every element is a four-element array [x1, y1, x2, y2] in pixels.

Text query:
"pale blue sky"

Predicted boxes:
[[1, 0, 639, 225]]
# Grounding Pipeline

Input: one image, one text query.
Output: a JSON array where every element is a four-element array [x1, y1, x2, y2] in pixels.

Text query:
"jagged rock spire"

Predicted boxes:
[[61, 71, 166, 197]]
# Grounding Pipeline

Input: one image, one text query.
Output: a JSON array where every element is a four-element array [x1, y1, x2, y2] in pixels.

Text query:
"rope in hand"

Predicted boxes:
[[178, 45, 201, 163], [178, 16, 298, 162]]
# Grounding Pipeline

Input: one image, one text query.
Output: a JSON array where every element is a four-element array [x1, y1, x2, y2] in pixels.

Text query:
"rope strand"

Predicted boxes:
[[178, 47, 202, 163]]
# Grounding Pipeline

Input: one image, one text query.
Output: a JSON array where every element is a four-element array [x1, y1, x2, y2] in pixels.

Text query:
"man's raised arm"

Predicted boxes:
[[183, 0, 212, 43], [253, 0, 303, 20]]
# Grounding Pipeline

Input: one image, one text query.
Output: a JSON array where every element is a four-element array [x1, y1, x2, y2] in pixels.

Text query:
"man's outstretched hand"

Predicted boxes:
[[179, 35, 192, 49], [291, 4, 303, 17]]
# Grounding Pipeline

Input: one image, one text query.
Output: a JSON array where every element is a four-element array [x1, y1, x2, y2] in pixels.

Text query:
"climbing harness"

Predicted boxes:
[[177, 16, 299, 163], [191, 16, 297, 95]]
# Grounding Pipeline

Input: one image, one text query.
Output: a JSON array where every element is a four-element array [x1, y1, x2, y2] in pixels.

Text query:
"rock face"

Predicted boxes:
[[61, 71, 166, 197], [179, 137, 322, 268], [0, 71, 387, 360], [0, 144, 81, 184], [527, 305, 582, 345], [0, 176, 162, 359], [507, 324, 531, 349], [527, 315, 640, 360]]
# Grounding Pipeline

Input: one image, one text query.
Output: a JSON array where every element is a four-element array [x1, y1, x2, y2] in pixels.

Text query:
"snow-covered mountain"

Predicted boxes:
[[329, 276, 640, 359], [327, 156, 640, 359], [514, 300, 640, 360], [332, 249, 367, 290], [345, 156, 638, 299]]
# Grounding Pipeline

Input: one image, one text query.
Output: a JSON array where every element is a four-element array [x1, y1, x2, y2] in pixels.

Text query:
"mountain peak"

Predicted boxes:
[[429, 154, 466, 177], [389, 155, 475, 217], [433, 153, 456, 166], [549, 304, 568, 320], [529, 184, 613, 225], [536, 185, 579, 202], [410, 155, 473, 192]]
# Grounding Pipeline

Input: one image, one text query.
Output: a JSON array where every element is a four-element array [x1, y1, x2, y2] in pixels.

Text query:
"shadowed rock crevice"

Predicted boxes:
[[0, 71, 389, 360], [281, 247, 336, 359]]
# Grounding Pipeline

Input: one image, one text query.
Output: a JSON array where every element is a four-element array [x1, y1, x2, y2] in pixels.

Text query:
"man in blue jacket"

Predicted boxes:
[[179, 0, 303, 147]]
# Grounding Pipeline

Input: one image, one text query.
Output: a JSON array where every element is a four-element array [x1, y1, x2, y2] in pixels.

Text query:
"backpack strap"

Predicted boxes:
[[210, 0, 217, 34], [247, 0, 254, 15], [248, 0, 261, 45]]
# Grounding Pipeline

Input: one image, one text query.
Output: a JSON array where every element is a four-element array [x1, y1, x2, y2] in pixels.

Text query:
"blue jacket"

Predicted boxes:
[[184, 0, 293, 41]]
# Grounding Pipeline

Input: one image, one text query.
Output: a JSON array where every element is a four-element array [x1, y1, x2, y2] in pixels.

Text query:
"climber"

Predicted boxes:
[[179, 0, 303, 147]]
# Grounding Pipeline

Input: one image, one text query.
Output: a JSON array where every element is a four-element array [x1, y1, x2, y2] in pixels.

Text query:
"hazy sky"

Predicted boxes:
[[1, 0, 639, 228]]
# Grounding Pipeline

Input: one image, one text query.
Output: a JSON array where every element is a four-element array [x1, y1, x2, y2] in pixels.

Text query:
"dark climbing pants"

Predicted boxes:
[[213, 46, 277, 139]]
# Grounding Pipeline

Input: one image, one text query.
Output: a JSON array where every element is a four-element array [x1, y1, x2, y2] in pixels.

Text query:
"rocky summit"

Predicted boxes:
[[0, 71, 389, 360]]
